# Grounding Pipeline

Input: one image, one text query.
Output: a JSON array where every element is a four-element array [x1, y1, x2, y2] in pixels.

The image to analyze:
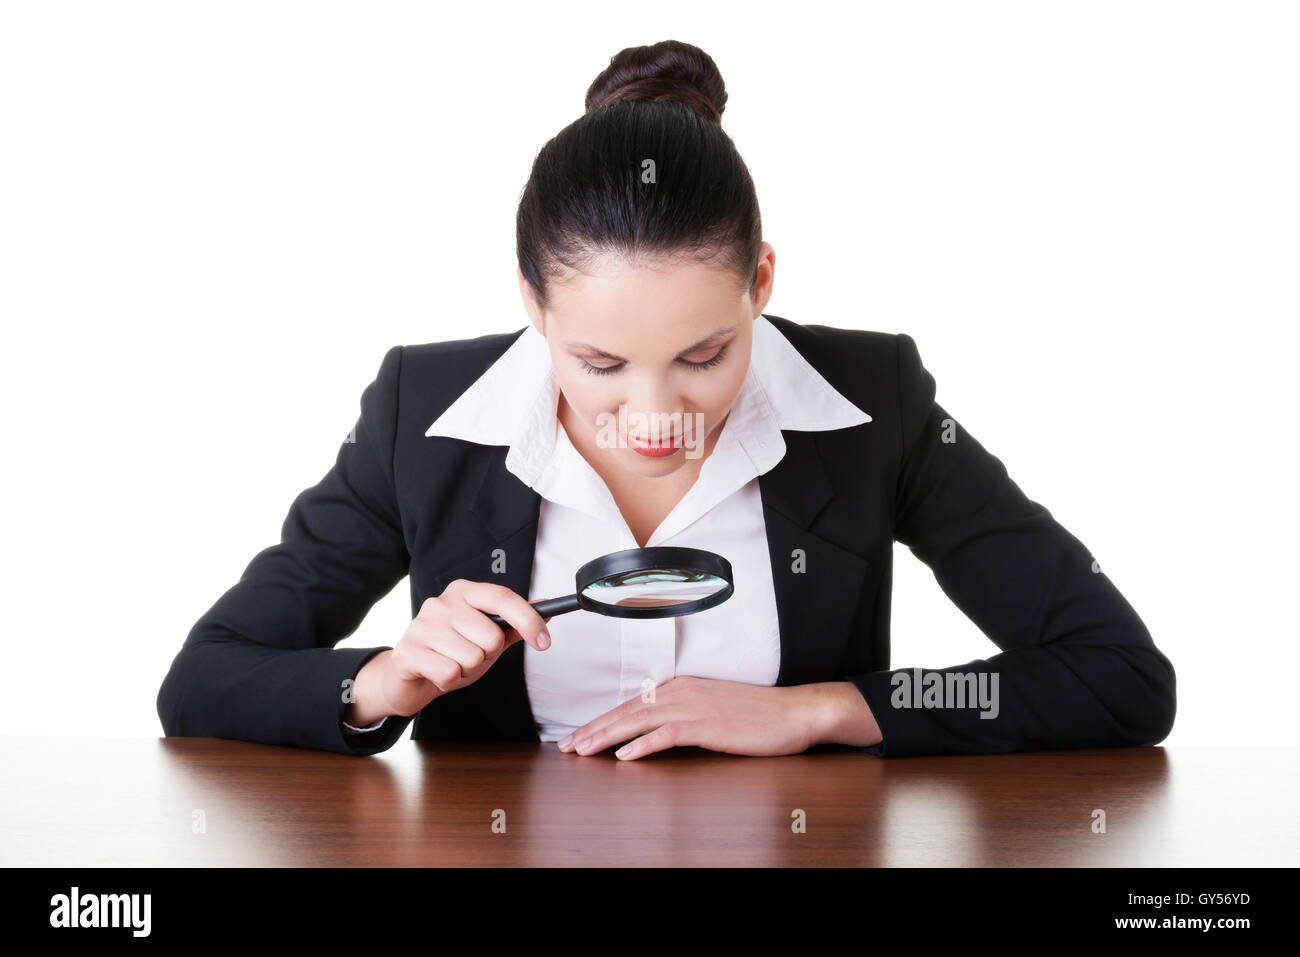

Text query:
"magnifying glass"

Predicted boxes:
[[487, 545, 734, 627]]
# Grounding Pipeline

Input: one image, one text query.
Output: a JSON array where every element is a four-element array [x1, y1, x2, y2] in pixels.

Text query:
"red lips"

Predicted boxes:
[[621, 429, 682, 457]]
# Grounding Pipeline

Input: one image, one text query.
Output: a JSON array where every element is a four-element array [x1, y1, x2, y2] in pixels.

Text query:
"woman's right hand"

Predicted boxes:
[[352, 579, 552, 722]]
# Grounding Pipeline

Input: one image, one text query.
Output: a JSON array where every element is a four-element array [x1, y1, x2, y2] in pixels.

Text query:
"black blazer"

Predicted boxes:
[[157, 315, 1176, 757]]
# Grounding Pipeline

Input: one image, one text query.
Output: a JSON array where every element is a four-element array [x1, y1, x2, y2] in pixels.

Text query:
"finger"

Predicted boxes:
[[558, 689, 657, 751], [571, 708, 673, 756], [509, 614, 555, 647], [614, 723, 687, 761], [393, 642, 464, 695], [418, 617, 493, 672], [458, 582, 551, 651], [443, 602, 520, 654], [457, 611, 554, 659]]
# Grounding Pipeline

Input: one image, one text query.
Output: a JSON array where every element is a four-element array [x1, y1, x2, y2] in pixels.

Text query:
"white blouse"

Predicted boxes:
[[346, 315, 871, 741]]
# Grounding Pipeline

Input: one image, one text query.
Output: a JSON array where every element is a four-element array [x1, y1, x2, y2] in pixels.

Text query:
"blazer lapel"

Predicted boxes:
[[757, 429, 870, 687]]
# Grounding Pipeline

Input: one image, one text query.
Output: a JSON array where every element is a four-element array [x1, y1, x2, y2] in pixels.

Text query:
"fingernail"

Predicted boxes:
[[558, 733, 573, 750], [615, 745, 631, 759], [538, 628, 550, 649], [576, 737, 592, 753]]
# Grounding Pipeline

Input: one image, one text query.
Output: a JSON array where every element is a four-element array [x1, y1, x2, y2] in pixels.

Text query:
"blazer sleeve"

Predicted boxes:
[[156, 345, 416, 756], [845, 333, 1176, 757]]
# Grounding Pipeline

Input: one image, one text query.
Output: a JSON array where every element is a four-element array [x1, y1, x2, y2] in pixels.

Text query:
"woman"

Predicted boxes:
[[157, 40, 1176, 760]]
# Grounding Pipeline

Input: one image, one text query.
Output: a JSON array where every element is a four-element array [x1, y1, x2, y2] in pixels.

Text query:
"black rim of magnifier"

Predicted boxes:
[[487, 546, 735, 628], [574, 546, 734, 620]]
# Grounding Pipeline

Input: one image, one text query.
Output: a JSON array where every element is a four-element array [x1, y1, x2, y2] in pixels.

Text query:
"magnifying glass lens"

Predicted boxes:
[[582, 567, 729, 608]]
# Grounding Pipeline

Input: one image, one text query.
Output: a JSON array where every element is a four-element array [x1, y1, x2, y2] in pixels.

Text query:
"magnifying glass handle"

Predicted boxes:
[[487, 593, 581, 629]]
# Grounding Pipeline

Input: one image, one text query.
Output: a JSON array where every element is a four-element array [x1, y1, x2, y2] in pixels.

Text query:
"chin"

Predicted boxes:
[[617, 446, 690, 475]]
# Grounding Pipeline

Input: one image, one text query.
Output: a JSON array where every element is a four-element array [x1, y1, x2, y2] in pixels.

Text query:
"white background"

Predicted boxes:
[[2, 0, 1295, 746]]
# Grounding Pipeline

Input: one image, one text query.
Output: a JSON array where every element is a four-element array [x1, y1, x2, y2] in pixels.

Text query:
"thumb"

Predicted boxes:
[[504, 615, 553, 646]]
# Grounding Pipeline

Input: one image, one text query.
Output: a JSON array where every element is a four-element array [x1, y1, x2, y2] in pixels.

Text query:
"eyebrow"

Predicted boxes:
[[562, 325, 737, 363]]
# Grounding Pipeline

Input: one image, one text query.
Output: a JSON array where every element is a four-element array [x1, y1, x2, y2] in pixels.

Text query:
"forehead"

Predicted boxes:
[[545, 253, 745, 339]]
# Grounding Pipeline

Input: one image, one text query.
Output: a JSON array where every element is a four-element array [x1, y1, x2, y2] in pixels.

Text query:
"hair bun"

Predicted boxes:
[[585, 39, 728, 124]]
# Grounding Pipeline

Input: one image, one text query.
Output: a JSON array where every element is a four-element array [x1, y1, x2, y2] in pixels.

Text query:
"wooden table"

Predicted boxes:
[[3, 737, 1295, 866]]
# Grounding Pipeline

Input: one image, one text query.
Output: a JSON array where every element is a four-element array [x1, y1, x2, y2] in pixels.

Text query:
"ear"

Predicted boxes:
[[517, 265, 545, 336], [749, 241, 776, 317]]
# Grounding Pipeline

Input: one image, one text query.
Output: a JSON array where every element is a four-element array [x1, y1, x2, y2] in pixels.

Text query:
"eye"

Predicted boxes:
[[580, 344, 728, 376], [681, 344, 728, 371], [578, 344, 729, 376]]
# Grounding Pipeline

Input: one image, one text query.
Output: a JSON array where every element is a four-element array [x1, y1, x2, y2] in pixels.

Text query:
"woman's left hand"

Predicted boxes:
[[556, 675, 838, 760]]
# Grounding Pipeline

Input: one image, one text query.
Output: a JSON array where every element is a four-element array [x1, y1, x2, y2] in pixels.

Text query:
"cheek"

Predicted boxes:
[[554, 369, 615, 424], [702, 366, 743, 410], [688, 367, 747, 422]]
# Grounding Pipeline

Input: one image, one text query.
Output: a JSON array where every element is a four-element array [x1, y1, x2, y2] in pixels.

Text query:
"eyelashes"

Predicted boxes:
[[580, 343, 729, 377]]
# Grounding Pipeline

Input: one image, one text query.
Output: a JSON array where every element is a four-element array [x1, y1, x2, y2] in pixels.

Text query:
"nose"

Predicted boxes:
[[621, 377, 683, 438]]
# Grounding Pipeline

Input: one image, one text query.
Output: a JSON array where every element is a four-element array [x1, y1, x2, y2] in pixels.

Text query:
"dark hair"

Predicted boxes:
[[516, 40, 762, 312]]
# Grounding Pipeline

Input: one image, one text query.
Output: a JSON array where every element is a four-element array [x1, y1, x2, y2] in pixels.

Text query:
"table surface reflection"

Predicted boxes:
[[2, 736, 1295, 866]]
